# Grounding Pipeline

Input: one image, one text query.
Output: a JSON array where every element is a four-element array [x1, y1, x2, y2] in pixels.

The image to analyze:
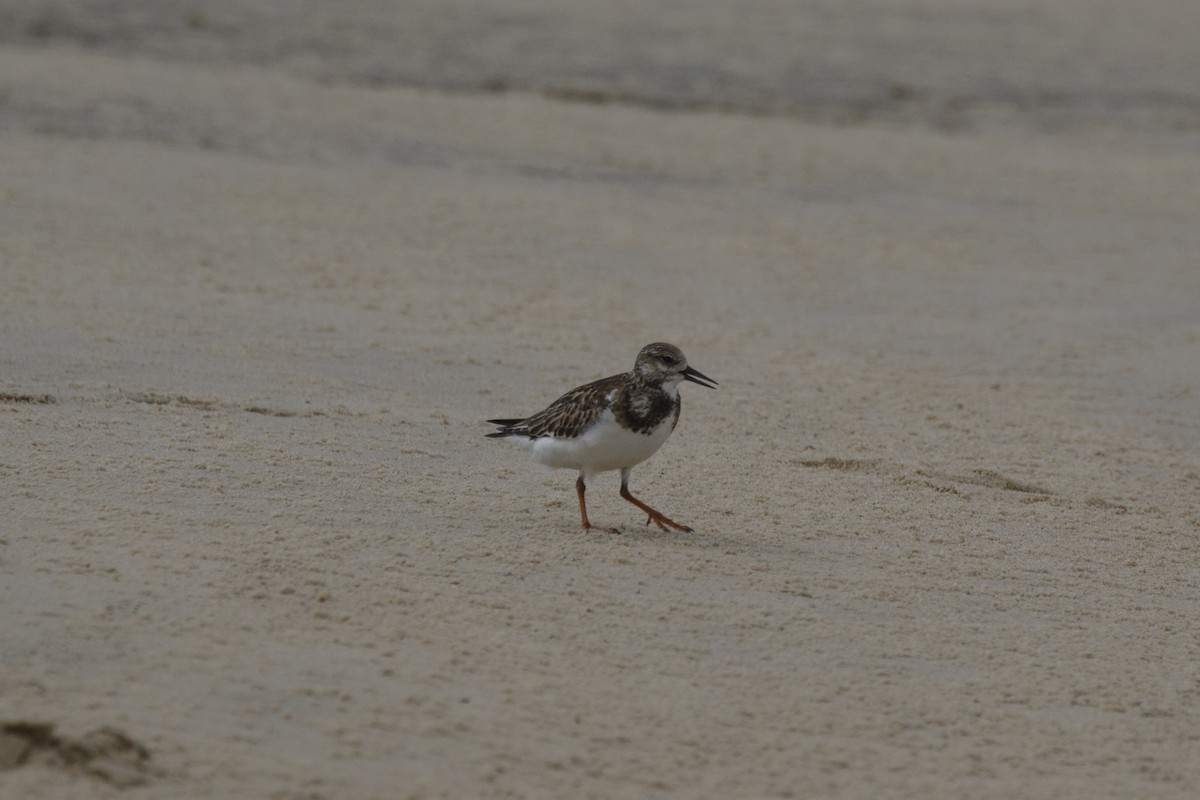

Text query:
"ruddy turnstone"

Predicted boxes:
[[486, 342, 717, 532]]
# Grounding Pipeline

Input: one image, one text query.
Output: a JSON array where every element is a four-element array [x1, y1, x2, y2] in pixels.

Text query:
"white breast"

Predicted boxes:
[[530, 408, 674, 479]]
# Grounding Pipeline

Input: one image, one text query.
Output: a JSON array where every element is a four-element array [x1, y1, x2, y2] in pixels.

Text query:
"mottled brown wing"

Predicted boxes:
[[489, 374, 622, 440]]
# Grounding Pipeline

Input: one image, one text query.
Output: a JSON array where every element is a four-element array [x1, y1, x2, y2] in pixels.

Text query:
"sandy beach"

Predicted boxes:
[[3, 2, 1200, 797]]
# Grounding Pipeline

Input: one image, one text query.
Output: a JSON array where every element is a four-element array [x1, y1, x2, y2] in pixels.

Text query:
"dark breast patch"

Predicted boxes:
[[612, 385, 679, 435]]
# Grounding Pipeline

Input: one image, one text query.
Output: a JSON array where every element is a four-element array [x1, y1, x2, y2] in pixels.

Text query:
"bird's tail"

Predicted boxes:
[[485, 418, 525, 438]]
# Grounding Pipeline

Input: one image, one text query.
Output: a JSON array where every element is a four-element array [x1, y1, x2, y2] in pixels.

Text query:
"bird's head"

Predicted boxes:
[[634, 342, 717, 390]]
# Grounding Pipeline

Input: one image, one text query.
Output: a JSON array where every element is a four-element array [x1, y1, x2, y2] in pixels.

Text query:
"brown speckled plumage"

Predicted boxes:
[[487, 371, 679, 440], [486, 343, 716, 533]]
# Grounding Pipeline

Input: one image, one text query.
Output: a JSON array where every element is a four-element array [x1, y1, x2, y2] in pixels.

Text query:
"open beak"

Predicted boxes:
[[682, 365, 718, 389]]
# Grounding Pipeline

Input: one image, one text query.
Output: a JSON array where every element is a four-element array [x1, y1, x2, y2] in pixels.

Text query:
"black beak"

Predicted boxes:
[[682, 365, 718, 389]]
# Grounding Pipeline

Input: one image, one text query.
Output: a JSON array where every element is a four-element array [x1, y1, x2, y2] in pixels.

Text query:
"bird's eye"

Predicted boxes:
[[661, 355, 676, 365]]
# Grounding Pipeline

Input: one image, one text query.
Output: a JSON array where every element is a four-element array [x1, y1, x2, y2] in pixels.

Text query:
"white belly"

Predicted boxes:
[[529, 409, 674, 478]]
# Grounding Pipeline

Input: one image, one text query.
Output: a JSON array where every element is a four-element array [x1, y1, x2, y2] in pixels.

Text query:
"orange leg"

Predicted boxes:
[[619, 481, 693, 533], [575, 474, 591, 529], [577, 475, 620, 534]]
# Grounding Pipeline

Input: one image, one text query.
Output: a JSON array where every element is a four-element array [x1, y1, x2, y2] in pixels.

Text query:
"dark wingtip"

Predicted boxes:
[[486, 418, 525, 438]]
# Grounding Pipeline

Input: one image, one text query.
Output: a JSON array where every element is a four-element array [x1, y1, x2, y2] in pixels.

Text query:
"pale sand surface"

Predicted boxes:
[[3, 4, 1200, 798]]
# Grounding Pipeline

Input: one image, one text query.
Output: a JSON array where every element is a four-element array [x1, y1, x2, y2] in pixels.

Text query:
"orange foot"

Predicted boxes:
[[583, 522, 623, 535], [642, 511, 693, 533], [620, 484, 692, 533]]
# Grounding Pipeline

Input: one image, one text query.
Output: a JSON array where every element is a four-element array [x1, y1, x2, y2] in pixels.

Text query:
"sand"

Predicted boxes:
[[2, 3, 1200, 798]]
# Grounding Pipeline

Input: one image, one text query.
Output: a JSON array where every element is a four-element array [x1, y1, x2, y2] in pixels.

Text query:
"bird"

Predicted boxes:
[[486, 342, 716, 532]]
